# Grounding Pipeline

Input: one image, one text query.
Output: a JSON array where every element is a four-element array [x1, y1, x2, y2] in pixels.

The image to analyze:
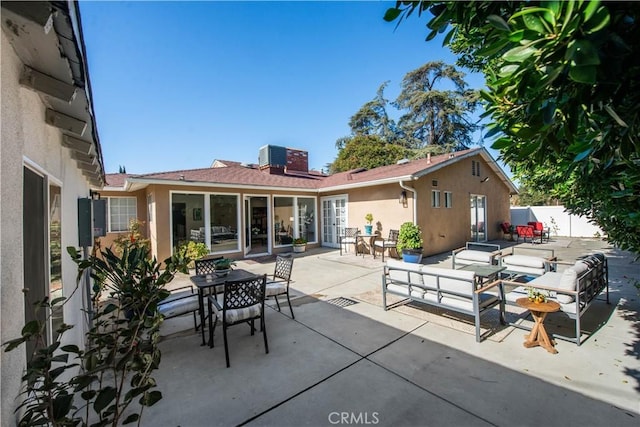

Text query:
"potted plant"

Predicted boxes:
[[293, 237, 307, 253], [364, 213, 374, 235], [213, 257, 236, 277], [396, 222, 423, 263]]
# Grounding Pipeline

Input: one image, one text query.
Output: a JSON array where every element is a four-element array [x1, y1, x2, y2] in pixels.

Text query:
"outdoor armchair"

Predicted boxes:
[[158, 285, 200, 331], [339, 227, 359, 255], [207, 274, 269, 367], [265, 254, 295, 318], [373, 229, 399, 261]]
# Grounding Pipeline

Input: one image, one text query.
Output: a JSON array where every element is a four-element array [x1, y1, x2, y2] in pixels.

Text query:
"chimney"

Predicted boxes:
[[427, 153, 431, 164]]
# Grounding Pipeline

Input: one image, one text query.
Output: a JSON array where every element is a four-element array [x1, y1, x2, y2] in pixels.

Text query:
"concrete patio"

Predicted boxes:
[[145, 238, 639, 426]]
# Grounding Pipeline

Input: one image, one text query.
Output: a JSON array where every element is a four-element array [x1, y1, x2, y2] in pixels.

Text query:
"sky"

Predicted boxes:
[[79, 0, 490, 175]]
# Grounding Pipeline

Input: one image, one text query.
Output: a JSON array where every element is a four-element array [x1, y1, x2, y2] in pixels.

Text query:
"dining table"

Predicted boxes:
[[190, 268, 259, 345]]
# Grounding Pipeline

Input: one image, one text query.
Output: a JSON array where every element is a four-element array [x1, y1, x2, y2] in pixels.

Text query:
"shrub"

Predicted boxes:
[[178, 241, 209, 268], [396, 222, 423, 251]]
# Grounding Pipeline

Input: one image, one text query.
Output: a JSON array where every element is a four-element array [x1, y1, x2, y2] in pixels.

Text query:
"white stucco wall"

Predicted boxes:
[[1, 30, 92, 426], [511, 206, 604, 238]]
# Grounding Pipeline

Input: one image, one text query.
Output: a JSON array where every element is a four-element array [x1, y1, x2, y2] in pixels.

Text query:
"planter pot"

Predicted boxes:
[[293, 244, 306, 253], [364, 225, 373, 235], [401, 248, 423, 264], [214, 268, 231, 278]]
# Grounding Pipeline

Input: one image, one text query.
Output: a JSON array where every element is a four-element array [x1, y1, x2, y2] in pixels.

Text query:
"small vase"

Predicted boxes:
[[364, 225, 373, 235], [214, 269, 231, 278], [293, 244, 306, 253]]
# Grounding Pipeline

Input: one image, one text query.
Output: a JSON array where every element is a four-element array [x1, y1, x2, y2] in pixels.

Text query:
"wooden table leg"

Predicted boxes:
[[523, 310, 558, 354]]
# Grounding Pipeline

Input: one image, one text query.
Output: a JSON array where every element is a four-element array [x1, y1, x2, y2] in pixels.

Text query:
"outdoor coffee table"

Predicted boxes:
[[190, 269, 258, 346], [516, 297, 561, 354], [458, 264, 506, 287]]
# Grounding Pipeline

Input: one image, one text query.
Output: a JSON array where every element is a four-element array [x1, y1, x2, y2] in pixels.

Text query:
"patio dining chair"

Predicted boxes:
[[265, 254, 295, 319], [207, 274, 269, 367], [339, 227, 359, 255], [195, 256, 224, 294], [373, 229, 399, 262]]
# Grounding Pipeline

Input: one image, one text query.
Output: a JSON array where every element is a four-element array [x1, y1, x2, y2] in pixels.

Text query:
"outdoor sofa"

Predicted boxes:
[[382, 259, 504, 342], [451, 242, 501, 269], [498, 246, 557, 278], [502, 253, 609, 345]]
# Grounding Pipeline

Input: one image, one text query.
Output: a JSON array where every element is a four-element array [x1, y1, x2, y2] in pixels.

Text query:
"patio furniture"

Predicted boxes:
[[502, 253, 609, 346], [265, 254, 295, 318], [451, 242, 501, 269], [515, 225, 534, 243], [500, 222, 514, 241], [207, 274, 269, 367], [195, 256, 224, 295], [527, 221, 549, 244], [190, 268, 258, 345], [373, 229, 399, 261], [158, 285, 200, 331], [497, 247, 556, 279], [458, 263, 506, 287], [516, 298, 561, 354], [382, 259, 505, 342], [339, 227, 359, 255]]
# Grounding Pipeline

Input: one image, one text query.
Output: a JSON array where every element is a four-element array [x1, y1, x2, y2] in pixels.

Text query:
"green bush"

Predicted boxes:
[[178, 241, 209, 268], [396, 222, 423, 251]]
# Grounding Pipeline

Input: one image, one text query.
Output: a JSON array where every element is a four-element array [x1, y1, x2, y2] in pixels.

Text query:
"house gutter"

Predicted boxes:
[[399, 179, 418, 223]]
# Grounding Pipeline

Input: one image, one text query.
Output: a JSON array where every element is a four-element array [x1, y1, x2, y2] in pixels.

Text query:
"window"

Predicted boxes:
[[431, 190, 441, 208], [108, 197, 137, 232], [445, 191, 453, 208], [472, 160, 481, 177]]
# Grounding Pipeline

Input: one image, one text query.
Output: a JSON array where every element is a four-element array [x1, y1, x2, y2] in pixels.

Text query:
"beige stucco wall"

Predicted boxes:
[[1, 31, 93, 426], [97, 189, 149, 252], [338, 154, 512, 257]]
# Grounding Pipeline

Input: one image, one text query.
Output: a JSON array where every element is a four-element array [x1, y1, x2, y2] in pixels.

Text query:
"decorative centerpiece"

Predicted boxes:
[[527, 286, 548, 303], [364, 213, 374, 235], [213, 258, 236, 277], [293, 237, 307, 253]]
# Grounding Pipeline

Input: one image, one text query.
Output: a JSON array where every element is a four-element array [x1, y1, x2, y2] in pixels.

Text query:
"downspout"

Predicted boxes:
[[399, 180, 418, 223]]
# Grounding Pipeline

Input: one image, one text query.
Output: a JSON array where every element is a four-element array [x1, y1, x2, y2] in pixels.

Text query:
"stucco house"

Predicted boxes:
[[1, 1, 105, 424], [99, 146, 517, 262]]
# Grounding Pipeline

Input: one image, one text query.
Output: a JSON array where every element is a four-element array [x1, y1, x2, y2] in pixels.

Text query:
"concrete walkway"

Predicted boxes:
[[144, 238, 639, 426]]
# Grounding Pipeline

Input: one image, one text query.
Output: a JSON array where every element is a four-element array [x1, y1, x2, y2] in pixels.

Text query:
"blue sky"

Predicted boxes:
[[80, 1, 489, 175]]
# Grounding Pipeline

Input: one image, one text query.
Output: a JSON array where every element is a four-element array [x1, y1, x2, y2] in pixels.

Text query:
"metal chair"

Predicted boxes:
[[207, 274, 269, 367], [339, 227, 359, 255], [195, 256, 224, 294], [373, 229, 399, 261], [265, 255, 295, 318], [158, 285, 200, 331]]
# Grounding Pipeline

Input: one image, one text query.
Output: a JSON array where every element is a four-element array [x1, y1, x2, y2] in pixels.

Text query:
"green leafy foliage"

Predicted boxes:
[[332, 61, 480, 172], [385, 1, 640, 255], [177, 240, 209, 268], [397, 222, 424, 251], [3, 244, 189, 426]]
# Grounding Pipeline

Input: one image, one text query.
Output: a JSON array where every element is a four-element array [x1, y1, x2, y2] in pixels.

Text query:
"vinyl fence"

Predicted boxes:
[[510, 206, 604, 238]]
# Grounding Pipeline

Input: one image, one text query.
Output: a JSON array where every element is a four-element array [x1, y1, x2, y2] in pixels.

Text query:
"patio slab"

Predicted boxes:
[[152, 238, 640, 426]]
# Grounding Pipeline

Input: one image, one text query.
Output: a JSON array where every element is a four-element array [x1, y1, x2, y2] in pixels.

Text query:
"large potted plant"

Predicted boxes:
[[396, 222, 424, 263], [293, 237, 307, 253]]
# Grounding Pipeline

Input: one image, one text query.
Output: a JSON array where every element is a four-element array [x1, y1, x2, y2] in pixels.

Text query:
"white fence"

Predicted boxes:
[[510, 206, 604, 238]]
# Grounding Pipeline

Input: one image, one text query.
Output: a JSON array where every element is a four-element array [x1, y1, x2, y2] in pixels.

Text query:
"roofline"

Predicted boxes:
[[318, 175, 416, 192], [124, 177, 319, 193]]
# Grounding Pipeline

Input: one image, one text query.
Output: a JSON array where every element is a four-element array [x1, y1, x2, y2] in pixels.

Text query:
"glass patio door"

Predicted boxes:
[[470, 195, 487, 242], [321, 196, 347, 248]]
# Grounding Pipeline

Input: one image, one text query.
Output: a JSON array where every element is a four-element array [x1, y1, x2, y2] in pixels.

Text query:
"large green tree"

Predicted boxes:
[[385, 1, 640, 254], [330, 135, 409, 173], [394, 61, 479, 150], [333, 61, 479, 172]]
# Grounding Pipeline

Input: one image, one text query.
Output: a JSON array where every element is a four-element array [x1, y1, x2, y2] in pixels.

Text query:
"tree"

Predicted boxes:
[[118, 165, 127, 173], [330, 135, 409, 173], [394, 61, 480, 150], [385, 1, 640, 254], [348, 81, 397, 143]]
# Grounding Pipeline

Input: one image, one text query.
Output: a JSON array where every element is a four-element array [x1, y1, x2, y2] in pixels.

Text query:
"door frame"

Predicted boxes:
[[243, 194, 270, 257], [320, 195, 348, 248], [470, 194, 487, 242]]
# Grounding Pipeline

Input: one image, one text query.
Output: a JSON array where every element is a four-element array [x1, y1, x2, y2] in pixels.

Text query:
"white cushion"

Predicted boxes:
[[215, 303, 262, 324], [503, 255, 546, 268], [573, 260, 589, 275], [386, 258, 423, 284], [556, 268, 577, 303], [421, 267, 475, 298], [158, 295, 199, 318], [341, 237, 357, 243], [374, 240, 397, 248], [455, 250, 492, 264], [265, 281, 287, 296]]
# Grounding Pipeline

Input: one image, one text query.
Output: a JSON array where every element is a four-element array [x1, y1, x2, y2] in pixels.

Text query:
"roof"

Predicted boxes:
[[1, 1, 105, 186], [106, 147, 517, 194]]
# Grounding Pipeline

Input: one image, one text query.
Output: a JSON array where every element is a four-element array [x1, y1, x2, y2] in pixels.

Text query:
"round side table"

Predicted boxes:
[[515, 297, 561, 354]]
